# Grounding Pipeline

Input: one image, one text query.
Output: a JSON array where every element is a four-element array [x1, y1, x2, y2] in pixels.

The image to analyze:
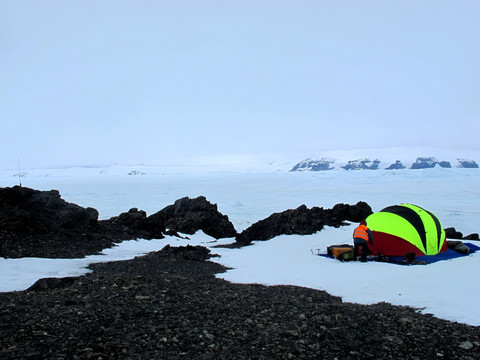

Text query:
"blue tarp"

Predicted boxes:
[[389, 242, 480, 264]]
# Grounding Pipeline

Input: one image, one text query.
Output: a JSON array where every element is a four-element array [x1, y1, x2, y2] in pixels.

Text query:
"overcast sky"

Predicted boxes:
[[1, 1, 479, 169]]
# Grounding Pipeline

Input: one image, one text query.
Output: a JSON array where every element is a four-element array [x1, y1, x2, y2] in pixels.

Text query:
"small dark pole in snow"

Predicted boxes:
[[17, 157, 22, 187]]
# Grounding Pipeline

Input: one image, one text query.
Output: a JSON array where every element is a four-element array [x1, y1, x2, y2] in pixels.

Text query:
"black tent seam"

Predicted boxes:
[[380, 205, 427, 253]]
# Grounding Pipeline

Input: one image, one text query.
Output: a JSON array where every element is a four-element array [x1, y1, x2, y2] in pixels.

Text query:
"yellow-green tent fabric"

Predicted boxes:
[[366, 204, 447, 256]]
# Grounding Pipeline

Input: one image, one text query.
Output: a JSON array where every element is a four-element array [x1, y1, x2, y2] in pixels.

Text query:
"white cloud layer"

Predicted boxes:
[[1, 1, 479, 170]]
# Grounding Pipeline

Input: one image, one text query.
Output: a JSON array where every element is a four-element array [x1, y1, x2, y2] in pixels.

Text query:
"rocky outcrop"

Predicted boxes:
[[0, 187, 237, 258], [147, 196, 237, 239], [290, 158, 334, 171], [236, 202, 372, 245], [103, 207, 166, 240], [0, 186, 98, 234], [0, 186, 112, 258], [0, 186, 377, 256], [457, 159, 479, 168], [385, 160, 406, 170], [342, 159, 380, 170], [411, 157, 452, 169]]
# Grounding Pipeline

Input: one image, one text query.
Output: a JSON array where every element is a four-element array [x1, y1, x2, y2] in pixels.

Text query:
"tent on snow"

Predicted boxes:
[[366, 204, 447, 257]]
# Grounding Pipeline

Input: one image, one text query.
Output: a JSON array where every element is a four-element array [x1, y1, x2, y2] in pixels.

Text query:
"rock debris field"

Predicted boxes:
[[1, 245, 480, 360]]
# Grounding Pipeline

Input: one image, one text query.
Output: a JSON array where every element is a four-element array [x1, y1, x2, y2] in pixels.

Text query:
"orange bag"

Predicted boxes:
[[332, 247, 354, 260]]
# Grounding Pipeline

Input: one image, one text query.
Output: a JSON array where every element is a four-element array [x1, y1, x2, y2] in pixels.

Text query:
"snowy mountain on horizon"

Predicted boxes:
[[2, 151, 480, 179], [290, 157, 479, 171]]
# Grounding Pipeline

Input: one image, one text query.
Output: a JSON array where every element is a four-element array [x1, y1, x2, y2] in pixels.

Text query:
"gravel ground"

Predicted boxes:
[[1, 245, 479, 360]]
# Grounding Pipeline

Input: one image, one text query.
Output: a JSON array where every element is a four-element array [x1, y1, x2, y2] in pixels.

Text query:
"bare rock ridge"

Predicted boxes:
[[1, 186, 375, 258], [235, 202, 373, 245], [147, 196, 237, 239], [0, 186, 236, 258]]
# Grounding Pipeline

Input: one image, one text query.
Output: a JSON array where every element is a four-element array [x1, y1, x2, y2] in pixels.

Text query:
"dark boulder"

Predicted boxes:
[[331, 201, 372, 223], [147, 196, 237, 239], [159, 244, 215, 261], [445, 227, 463, 239], [27, 277, 77, 291], [463, 233, 479, 241], [236, 202, 372, 245]]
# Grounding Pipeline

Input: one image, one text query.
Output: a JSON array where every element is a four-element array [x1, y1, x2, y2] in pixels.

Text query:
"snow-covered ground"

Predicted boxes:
[[1, 165, 479, 326]]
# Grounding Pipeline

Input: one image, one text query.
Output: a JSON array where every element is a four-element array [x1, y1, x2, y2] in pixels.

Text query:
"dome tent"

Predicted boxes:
[[366, 204, 447, 257]]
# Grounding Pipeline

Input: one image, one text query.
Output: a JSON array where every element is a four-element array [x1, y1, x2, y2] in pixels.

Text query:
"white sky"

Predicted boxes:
[[1, 1, 479, 169]]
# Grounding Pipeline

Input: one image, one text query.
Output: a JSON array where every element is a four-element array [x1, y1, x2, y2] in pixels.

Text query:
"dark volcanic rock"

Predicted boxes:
[[463, 233, 479, 241], [236, 202, 372, 245], [109, 207, 147, 226], [385, 160, 406, 170], [342, 159, 380, 170], [457, 159, 479, 168], [437, 228, 479, 242], [102, 207, 166, 239], [0, 187, 237, 258], [0, 186, 112, 258], [445, 227, 464, 239], [331, 202, 373, 222], [27, 277, 78, 291], [1, 245, 479, 359], [147, 196, 237, 239], [290, 158, 334, 171], [0, 186, 98, 234], [411, 157, 451, 169], [411, 157, 438, 169]]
